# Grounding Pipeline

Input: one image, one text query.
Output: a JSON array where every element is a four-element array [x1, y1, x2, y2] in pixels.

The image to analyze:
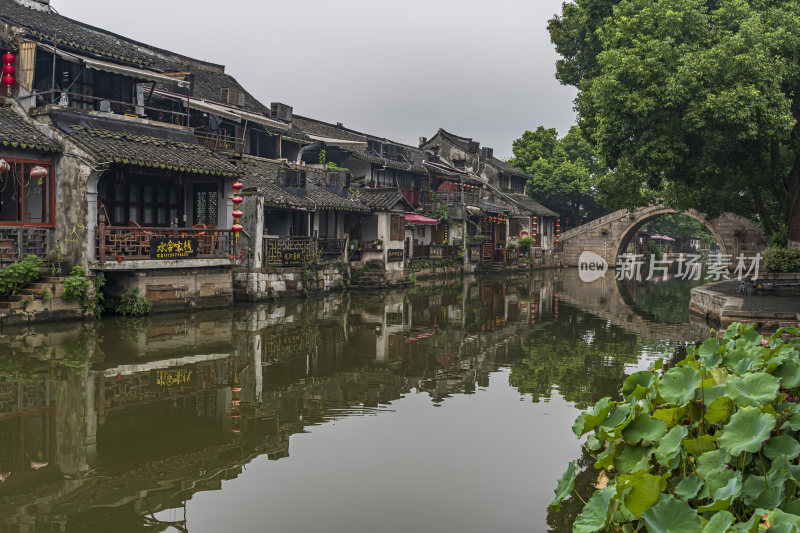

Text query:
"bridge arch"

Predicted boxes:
[[560, 205, 767, 267], [610, 206, 728, 265]]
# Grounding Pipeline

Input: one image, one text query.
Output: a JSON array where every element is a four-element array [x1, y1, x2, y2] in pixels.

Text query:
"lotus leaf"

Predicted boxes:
[[725, 373, 779, 408], [660, 367, 701, 406], [549, 460, 576, 511], [718, 407, 775, 456], [641, 494, 702, 533]]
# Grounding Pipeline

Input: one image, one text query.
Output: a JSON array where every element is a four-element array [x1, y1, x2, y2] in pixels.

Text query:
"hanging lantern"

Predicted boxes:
[[232, 223, 243, 233], [232, 195, 243, 205], [232, 209, 243, 219], [231, 399, 241, 406], [232, 180, 243, 191], [1, 52, 14, 65], [30, 166, 48, 182], [0, 159, 9, 174], [1, 75, 14, 87], [1, 64, 14, 76]]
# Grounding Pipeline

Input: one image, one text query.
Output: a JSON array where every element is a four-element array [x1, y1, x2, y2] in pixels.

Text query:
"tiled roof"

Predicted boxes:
[[0, 105, 60, 152], [0, 0, 287, 127], [437, 128, 531, 179], [292, 116, 367, 143], [487, 157, 531, 179], [293, 116, 428, 174], [305, 174, 368, 212], [0, 0, 185, 69], [357, 188, 412, 212], [237, 157, 314, 209], [504, 193, 558, 217], [63, 125, 238, 177], [237, 157, 367, 212]]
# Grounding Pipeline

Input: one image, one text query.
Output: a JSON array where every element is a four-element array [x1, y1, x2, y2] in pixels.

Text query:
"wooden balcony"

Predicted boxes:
[[96, 218, 234, 264]]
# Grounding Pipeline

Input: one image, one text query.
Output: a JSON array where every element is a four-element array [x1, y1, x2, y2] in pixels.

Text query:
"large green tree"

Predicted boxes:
[[510, 125, 608, 225], [549, 0, 800, 247]]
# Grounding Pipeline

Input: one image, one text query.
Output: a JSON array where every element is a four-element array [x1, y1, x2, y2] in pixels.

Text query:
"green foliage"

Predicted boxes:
[[510, 126, 607, 223], [41, 288, 51, 303], [0, 255, 42, 296], [551, 323, 800, 531], [762, 246, 800, 273], [548, 0, 800, 241], [115, 287, 151, 317], [20, 295, 33, 308], [62, 266, 104, 318], [643, 214, 716, 246], [62, 266, 90, 302], [518, 237, 535, 251]]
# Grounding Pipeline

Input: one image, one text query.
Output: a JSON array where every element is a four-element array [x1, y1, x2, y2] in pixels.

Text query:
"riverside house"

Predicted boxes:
[[421, 129, 560, 263], [0, 0, 251, 310]]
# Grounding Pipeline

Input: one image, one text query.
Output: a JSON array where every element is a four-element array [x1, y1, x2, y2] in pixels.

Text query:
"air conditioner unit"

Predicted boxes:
[[220, 88, 246, 107], [271, 102, 293, 122]]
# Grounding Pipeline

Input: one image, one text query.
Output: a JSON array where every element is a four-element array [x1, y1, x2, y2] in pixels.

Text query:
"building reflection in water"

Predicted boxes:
[[0, 270, 696, 532]]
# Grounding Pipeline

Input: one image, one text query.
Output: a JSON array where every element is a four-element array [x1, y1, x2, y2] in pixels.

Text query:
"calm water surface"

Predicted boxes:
[[0, 269, 706, 532]]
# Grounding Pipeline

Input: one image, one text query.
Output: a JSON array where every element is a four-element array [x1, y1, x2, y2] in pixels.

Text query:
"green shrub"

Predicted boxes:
[[62, 266, 90, 302], [551, 323, 800, 532], [0, 255, 42, 296], [115, 287, 151, 317], [519, 237, 535, 251], [762, 245, 800, 273], [62, 266, 104, 317]]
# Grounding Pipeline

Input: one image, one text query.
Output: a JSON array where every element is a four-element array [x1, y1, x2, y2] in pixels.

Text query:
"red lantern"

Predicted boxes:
[[231, 385, 242, 392], [232, 223, 243, 233], [232, 195, 243, 205], [1, 64, 14, 76], [232, 181, 243, 191], [0, 159, 9, 174], [1, 52, 14, 65], [231, 399, 241, 406], [232, 209, 243, 219], [1, 75, 14, 87], [30, 166, 48, 180]]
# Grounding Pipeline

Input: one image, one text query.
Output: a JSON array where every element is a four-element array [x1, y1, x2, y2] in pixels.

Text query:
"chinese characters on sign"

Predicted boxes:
[[387, 249, 404, 262], [281, 249, 304, 266], [614, 253, 761, 281], [429, 246, 443, 259], [150, 237, 198, 260], [152, 367, 193, 390]]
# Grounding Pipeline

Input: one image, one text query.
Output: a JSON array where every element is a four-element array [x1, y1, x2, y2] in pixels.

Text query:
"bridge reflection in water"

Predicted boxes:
[[0, 271, 700, 533]]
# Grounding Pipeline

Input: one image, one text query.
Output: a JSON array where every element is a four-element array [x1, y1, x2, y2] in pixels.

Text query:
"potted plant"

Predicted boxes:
[[49, 242, 68, 277]]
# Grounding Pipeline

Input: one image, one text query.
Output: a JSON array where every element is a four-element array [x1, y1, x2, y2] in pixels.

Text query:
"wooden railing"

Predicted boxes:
[[263, 236, 347, 267], [412, 244, 459, 259], [96, 216, 234, 263], [0, 227, 50, 266]]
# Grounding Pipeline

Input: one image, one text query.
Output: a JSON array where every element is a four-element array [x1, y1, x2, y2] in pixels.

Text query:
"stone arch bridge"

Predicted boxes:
[[560, 206, 767, 267]]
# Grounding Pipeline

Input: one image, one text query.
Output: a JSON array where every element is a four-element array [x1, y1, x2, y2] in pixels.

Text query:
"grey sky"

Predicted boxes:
[[50, 0, 577, 159]]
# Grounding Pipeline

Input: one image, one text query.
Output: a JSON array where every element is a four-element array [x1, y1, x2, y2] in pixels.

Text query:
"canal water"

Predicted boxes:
[[0, 269, 706, 533]]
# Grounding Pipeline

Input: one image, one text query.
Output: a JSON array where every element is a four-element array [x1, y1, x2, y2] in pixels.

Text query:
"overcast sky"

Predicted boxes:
[[50, 0, 577, 159]]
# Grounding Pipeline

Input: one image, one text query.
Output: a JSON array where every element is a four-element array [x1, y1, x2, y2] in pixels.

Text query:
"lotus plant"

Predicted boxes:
[[550, 322, 800, 532]]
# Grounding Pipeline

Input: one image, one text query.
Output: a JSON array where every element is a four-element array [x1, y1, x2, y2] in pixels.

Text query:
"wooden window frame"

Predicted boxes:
[[390, 214, 405, 241], [0, 158, 56, 227]]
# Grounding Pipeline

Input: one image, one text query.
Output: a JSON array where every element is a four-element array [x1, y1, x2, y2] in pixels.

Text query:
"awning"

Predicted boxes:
[[466, 205, 485, 217], [307, 134, 367, 146], [37, 43, 188, 87], [405, 213, 439, 225], [650, 234, 676, 242], [153, 89, 288, 129]]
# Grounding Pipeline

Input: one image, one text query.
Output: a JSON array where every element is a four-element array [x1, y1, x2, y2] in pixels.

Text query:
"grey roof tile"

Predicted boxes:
[[0, 105, 60, 153], [64, 125, 238, 176]]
